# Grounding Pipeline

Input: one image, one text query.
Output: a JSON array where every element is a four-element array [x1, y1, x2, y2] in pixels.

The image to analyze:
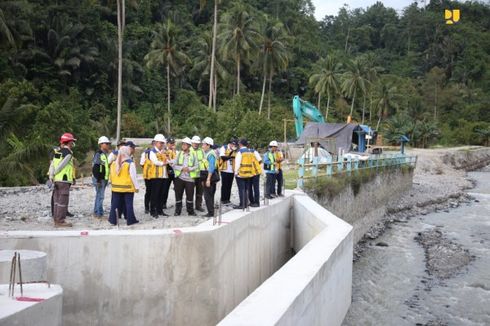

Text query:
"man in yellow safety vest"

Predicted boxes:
[[49, 132, 77, 227], [190, 135, 205, 212], [173, 137, 199, 216]]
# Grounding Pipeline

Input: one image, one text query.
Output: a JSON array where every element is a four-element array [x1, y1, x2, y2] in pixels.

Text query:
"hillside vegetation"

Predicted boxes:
[[0, 0, 489, 185]]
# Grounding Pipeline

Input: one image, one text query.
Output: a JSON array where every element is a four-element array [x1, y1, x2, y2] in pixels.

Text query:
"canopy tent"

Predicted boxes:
[[295, 123, 360, 153]]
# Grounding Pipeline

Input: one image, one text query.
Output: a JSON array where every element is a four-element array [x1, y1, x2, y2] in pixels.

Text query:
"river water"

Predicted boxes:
[[343, 170, 490, 326]]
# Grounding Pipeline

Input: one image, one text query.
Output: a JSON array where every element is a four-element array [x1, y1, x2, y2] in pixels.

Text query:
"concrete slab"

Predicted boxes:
[[0, 283, 62, 326]]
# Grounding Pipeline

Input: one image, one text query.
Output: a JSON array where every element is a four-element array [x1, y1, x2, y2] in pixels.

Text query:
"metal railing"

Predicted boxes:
[[295, 153, 417, 189]]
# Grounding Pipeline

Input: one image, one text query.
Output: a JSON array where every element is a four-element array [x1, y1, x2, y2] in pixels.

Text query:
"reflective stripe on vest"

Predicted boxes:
[[100, 152, 110, 180], [53, 150, 74, 182], [238, 152, 256, 178], [110, 160, 135, 193], [191, 147, 206, 171], [174, 152, 199, 179], [264, 151, 276, 172], [203, 150, 218, 170]]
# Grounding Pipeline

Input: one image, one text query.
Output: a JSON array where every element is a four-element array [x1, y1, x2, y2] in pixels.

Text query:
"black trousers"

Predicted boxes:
[[162, 174, 174, 208], [150, 178, 165, 215], [220, 172, 234, 203], [236, 176, 252, 207], [194, 177, 203, 209], [174, 177, 195, 212], [266, 173, 276, 196], [109, 192, 137, 225], [249, 175, 260, 204], [203, 181, 217, 215], [144, 179, 151, 211], [276, 169, 283, 195]]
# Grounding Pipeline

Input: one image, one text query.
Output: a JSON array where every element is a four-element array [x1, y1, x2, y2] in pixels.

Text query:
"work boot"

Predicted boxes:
[[54, 221, 73, 228], [174, 203, 182, 216], [66, 211, 74, 217], [195, 207, 205, 212], [187, 203, 196, 216]]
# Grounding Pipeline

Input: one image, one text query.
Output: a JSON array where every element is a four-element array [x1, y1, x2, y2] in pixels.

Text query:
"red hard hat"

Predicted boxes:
[[60, 133, 77, 143]]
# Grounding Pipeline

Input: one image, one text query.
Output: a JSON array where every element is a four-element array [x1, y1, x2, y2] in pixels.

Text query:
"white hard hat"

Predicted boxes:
[[98, 136, 111, 144], [182, 137, 192, 145], [202, 137, 214, 146], [191, 135, 201, 144], [153, 134, 166, 143], [269, 140, 279, 147]]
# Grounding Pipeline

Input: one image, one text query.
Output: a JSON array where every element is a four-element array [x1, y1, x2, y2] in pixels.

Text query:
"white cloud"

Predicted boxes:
[[311, 0, 416, 20]]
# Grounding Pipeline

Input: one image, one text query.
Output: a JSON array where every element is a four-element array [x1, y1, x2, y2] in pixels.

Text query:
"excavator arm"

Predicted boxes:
[[292, 95, 325, 138]]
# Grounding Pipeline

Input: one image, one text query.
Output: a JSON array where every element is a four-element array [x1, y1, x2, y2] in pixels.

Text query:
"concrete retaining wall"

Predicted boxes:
[[0, 197, 293, 326], [219, 194, 353, 326], [310, 169, 413, 243], [1, 191, 354, 326]]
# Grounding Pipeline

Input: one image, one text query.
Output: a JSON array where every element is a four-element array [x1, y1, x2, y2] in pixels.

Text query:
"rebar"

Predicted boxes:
[[18, 253, 23, 297]]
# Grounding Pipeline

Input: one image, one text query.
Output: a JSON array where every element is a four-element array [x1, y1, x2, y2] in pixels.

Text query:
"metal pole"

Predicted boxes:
[[264, 178, 269, 206], [115, 208, 119, 229], [213, 201, 217, 226], [11, 252, 17, 297], [18, 253, 23, 297], [8, 253, 15, 297], [218, 200, 222, 225]]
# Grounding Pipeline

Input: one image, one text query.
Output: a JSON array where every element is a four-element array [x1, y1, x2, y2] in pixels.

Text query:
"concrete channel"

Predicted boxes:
[[0, 190, 353, 326]]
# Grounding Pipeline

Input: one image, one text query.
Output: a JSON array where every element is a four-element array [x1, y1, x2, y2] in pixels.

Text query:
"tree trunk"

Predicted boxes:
[[349, 89, 356, 118], [317, 92, 321, 111], [208, 0, 218, 111], [369, 94, 373, 124], [116, 0, 124, 144], [213, 73, 217, 112], [344, 27, 350, 53], [362, 96, 366, 124], [376, 106, 382, 131], [236, 53, 240, 95], [259, 62, 267, 115], [166, 64, 171, 133], [267, 64, 273, 119], [433, 86, 437, 121], [326, 89, 330, 122]]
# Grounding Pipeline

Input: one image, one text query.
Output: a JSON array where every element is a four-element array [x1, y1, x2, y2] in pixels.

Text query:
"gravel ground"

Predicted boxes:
[[0, 176, 272, 231]]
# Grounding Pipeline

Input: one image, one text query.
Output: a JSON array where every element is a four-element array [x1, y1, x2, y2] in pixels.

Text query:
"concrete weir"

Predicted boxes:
[[0, 191, 353, 326]]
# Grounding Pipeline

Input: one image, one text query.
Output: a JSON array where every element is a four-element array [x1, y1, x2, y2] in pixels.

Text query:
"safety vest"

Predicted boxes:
[[110, 160, 136, 193], [274, 151, 283, 170], [142, 148, 152, 180], [238, 149, 259, 178], [218, 147, 236, 172], [96, 150, 110, 180], [174, 151, 199, 179], [147, 148, 167, 179], [52, 148, 75, 183], [264, 151, 276, 173], [191, 147, 206, 171], [203, 150, 218, 170]]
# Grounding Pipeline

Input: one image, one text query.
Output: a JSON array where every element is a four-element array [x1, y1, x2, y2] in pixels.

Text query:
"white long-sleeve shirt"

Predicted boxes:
[[129, 162, 139, 190]]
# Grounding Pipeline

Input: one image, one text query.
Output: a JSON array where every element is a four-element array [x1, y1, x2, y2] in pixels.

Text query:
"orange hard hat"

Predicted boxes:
[[60, 133, 77, 143]]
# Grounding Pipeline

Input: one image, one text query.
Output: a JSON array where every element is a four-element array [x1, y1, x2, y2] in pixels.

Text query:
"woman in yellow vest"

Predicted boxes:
[[109, 146, 139, 226], [218, 138, 238, 205]]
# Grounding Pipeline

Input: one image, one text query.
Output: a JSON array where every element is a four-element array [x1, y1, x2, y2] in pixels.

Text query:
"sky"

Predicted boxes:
[[311, 0, 416, 20]]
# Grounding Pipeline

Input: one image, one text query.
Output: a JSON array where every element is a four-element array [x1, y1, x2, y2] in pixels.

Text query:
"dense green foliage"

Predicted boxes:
[[0, 0, 489, 185]]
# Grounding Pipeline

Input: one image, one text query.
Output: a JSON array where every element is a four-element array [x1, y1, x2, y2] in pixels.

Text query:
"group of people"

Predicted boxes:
[[48, 132, 285, 228]]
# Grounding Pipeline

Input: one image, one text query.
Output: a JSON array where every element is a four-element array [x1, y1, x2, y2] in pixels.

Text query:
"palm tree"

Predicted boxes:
[[115, 0, 125, 144], [341, 59, 369, 120], [191, 33, 229, 112], [375, 81, 398, 131], [309, 55, 341, 121], [199, 0, 221, 110], [257, 18, 289, 119], [145, 20, 191, 133], [218, 2, 259, 95]]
